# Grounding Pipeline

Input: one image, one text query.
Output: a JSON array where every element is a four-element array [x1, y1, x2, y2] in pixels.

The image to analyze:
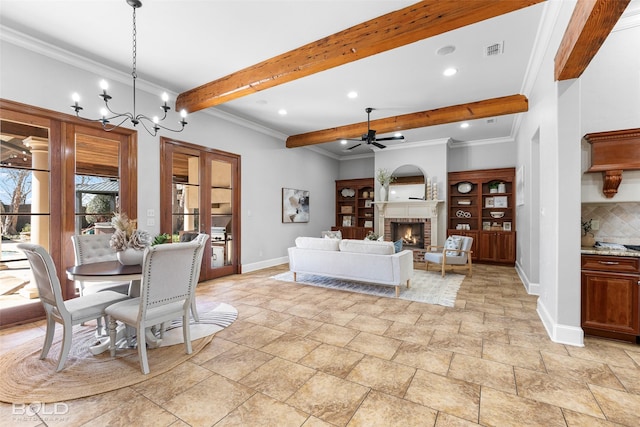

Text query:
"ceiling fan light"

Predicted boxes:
[[394, 132, 402, 138], [340, 139, 347, 145]]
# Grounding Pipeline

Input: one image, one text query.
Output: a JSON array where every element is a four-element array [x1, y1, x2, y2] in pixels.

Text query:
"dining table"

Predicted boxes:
[[66, 261, 153, 355]]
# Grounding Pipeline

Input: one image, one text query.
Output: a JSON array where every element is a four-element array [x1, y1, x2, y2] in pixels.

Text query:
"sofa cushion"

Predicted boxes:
[[339, 239, 394, 255], [295, 236, 340, 251]]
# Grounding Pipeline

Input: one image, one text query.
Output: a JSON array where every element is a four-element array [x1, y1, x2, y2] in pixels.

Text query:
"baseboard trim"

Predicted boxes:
[[242, 256, 288, 273], [514, 261, 540, 295], [537, 298, 584, 347]]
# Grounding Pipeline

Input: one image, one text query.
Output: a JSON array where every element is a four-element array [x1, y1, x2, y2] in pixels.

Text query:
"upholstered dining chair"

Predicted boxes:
[[189, 233, 209, 323], [105, 239, 204, 374], [424, 235, 474, 278], [71, 233, 130, 296], [17, 243, 129, 372]]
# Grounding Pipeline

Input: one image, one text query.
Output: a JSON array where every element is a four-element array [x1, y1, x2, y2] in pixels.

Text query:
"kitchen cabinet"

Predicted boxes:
[[448, 168, 516, 264], [581, 254, 640, 342]]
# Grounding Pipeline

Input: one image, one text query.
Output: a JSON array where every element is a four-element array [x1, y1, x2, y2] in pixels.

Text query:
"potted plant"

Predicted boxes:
[[581, 218, 595, 247], [109, 212, 151, 264]]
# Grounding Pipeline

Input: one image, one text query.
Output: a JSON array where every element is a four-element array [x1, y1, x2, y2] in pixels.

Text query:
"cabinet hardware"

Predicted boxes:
[[598, 261, 620, 265]]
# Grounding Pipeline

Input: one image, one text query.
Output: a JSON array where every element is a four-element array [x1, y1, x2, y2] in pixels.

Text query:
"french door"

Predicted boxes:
[[0, 99, 137, 328], [160, 138, 240, 280]]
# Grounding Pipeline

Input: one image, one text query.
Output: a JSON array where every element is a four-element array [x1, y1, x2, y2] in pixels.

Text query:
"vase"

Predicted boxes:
[[116, 248, 144, 265], [380, 185, 389, 202], [581, 234, 595, 248]]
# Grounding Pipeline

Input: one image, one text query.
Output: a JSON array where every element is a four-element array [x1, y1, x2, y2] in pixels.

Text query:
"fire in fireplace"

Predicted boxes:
[[391, 222, 424, 249]]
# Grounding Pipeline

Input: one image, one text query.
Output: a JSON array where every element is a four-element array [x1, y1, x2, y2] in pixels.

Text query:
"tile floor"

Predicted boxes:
[[2, 263, 640, 426]]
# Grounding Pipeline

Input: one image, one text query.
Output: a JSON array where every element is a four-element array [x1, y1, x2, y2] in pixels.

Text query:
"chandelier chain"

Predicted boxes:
[[131, 6, 137, 79]]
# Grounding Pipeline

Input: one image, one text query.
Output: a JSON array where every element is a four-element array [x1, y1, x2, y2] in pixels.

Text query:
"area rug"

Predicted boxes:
[[271, 270, 464, 306], [0, 302, 237, 404]]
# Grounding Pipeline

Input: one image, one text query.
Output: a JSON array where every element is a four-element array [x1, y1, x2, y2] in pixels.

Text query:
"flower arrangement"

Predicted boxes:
[[376, 168, 396, 187], [365, 231, 381, 241], [109, 212, 151, 251]]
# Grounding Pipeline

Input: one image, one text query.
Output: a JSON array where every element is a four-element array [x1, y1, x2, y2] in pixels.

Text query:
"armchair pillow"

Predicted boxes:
[[444, 236, 462, 256]]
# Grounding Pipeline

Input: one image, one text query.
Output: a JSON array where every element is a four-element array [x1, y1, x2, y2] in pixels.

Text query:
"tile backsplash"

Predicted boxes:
[[582, 202, 640, 244]]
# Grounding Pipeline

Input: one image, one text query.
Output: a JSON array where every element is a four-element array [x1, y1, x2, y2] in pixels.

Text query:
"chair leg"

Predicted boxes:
[[56, 322, 73, 372], [183, 312, 193, 355], [190, 298, 200, 323], [425, 261, 429, 271], [40, 314, 55, 360], [137, 322, 150, 374], [441, 263, 446, 277], [108, 317, 118, 357]]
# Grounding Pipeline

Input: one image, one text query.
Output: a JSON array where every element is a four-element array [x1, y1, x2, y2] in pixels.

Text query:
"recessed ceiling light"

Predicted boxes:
[[436, 45, 456, 56], [340, 139, 348, 145], [460, 122, 470, 128], [394, 132, 403, 138], [443, 67, 458, 77], [347, 91, 358, 99], [278, 109, 287, 116]]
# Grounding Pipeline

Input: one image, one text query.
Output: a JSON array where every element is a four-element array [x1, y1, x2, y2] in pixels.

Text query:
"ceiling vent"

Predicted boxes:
[[484, 42, 504, 57], [486, 118, 497, 124]]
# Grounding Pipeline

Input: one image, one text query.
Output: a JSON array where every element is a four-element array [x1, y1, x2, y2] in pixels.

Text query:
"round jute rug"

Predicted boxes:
[[0, 302, 237, 404]]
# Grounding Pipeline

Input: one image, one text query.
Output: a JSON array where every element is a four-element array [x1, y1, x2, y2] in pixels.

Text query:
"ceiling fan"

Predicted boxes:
[[343, 107, 405, 151]]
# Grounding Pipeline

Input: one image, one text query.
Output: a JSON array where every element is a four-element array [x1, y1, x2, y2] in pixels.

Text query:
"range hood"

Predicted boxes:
[[584, 128, 640, 198]]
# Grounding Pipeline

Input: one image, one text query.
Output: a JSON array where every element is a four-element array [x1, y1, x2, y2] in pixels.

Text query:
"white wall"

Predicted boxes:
[[448, 139, 516, 172], [0, 38, 338, 272], [338, 155, 375, 180]]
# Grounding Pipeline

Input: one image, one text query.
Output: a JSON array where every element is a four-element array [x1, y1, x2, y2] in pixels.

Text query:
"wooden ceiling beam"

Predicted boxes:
[[286, 94, 529, 148], [555, 0, 630, 81], [176, 0, 544, 113]]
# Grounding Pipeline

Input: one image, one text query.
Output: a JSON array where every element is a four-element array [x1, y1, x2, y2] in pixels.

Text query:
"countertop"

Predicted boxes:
[[581, 247, 640, 258]]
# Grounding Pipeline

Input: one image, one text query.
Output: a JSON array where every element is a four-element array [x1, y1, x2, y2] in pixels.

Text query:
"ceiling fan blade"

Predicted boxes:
[[374, 135, 405, 142], [346, 143, 362, 150], [371, 141, 386, 149]]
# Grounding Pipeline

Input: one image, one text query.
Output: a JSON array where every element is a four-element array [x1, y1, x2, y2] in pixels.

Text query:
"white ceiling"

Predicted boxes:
[[0, 0, 596, 157]]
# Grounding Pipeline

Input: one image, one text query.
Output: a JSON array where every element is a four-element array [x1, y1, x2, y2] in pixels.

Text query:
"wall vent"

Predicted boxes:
[[484, 42, 504, 57]]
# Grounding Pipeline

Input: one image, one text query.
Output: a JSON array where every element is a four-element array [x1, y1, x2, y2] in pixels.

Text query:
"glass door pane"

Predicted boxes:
[[0, 118, 50, 315], [171, 151, 200, 241], [74, 133, 120, 234], [210, 159, 233, 268]]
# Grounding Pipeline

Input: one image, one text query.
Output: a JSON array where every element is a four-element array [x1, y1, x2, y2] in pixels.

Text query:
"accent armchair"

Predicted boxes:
[[424, 235, 473, 277]]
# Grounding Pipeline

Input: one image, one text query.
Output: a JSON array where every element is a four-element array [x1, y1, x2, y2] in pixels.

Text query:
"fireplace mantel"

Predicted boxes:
[[375, 200, 443, 246]]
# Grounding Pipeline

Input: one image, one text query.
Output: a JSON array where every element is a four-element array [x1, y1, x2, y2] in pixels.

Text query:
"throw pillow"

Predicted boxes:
[[444, 236, 462, 256], [394, 239, 403, 253], [321, 230, 342, 239]]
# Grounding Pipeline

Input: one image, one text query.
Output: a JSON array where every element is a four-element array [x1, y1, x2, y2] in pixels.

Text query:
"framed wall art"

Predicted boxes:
[[282, 188, 310, 223]]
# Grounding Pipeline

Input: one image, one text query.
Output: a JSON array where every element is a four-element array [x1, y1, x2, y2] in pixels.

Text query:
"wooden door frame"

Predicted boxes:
[[0, 99, 137, 328], [160, 137, 241, 279]]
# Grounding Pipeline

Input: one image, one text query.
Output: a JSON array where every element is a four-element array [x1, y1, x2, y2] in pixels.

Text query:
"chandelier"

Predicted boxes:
[[71, 0, 187, 136]]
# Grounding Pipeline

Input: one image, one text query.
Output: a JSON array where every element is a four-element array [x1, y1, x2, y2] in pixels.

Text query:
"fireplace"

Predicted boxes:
[[391, 222, 424, 249]]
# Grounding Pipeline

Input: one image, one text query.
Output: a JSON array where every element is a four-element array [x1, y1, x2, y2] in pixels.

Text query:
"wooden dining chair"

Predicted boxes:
[[17, 243, 129, 371], [105, 239, 204, 374]]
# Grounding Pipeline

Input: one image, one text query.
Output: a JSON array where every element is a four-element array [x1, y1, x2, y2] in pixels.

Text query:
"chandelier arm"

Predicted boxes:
[[101, 116, 132, 132], [138, 116, 187, 133]]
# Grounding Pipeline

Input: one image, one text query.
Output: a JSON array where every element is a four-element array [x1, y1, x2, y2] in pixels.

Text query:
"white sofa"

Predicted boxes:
[[287, 237, 414, 297]]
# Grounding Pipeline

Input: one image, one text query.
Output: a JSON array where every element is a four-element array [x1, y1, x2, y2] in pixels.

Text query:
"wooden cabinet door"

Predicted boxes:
[[581, 271, 640, 336], [496, 232, 516, 263]]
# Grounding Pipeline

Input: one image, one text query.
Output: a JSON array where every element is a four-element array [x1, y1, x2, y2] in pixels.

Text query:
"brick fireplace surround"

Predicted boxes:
[[376, 200, 443, 263]]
